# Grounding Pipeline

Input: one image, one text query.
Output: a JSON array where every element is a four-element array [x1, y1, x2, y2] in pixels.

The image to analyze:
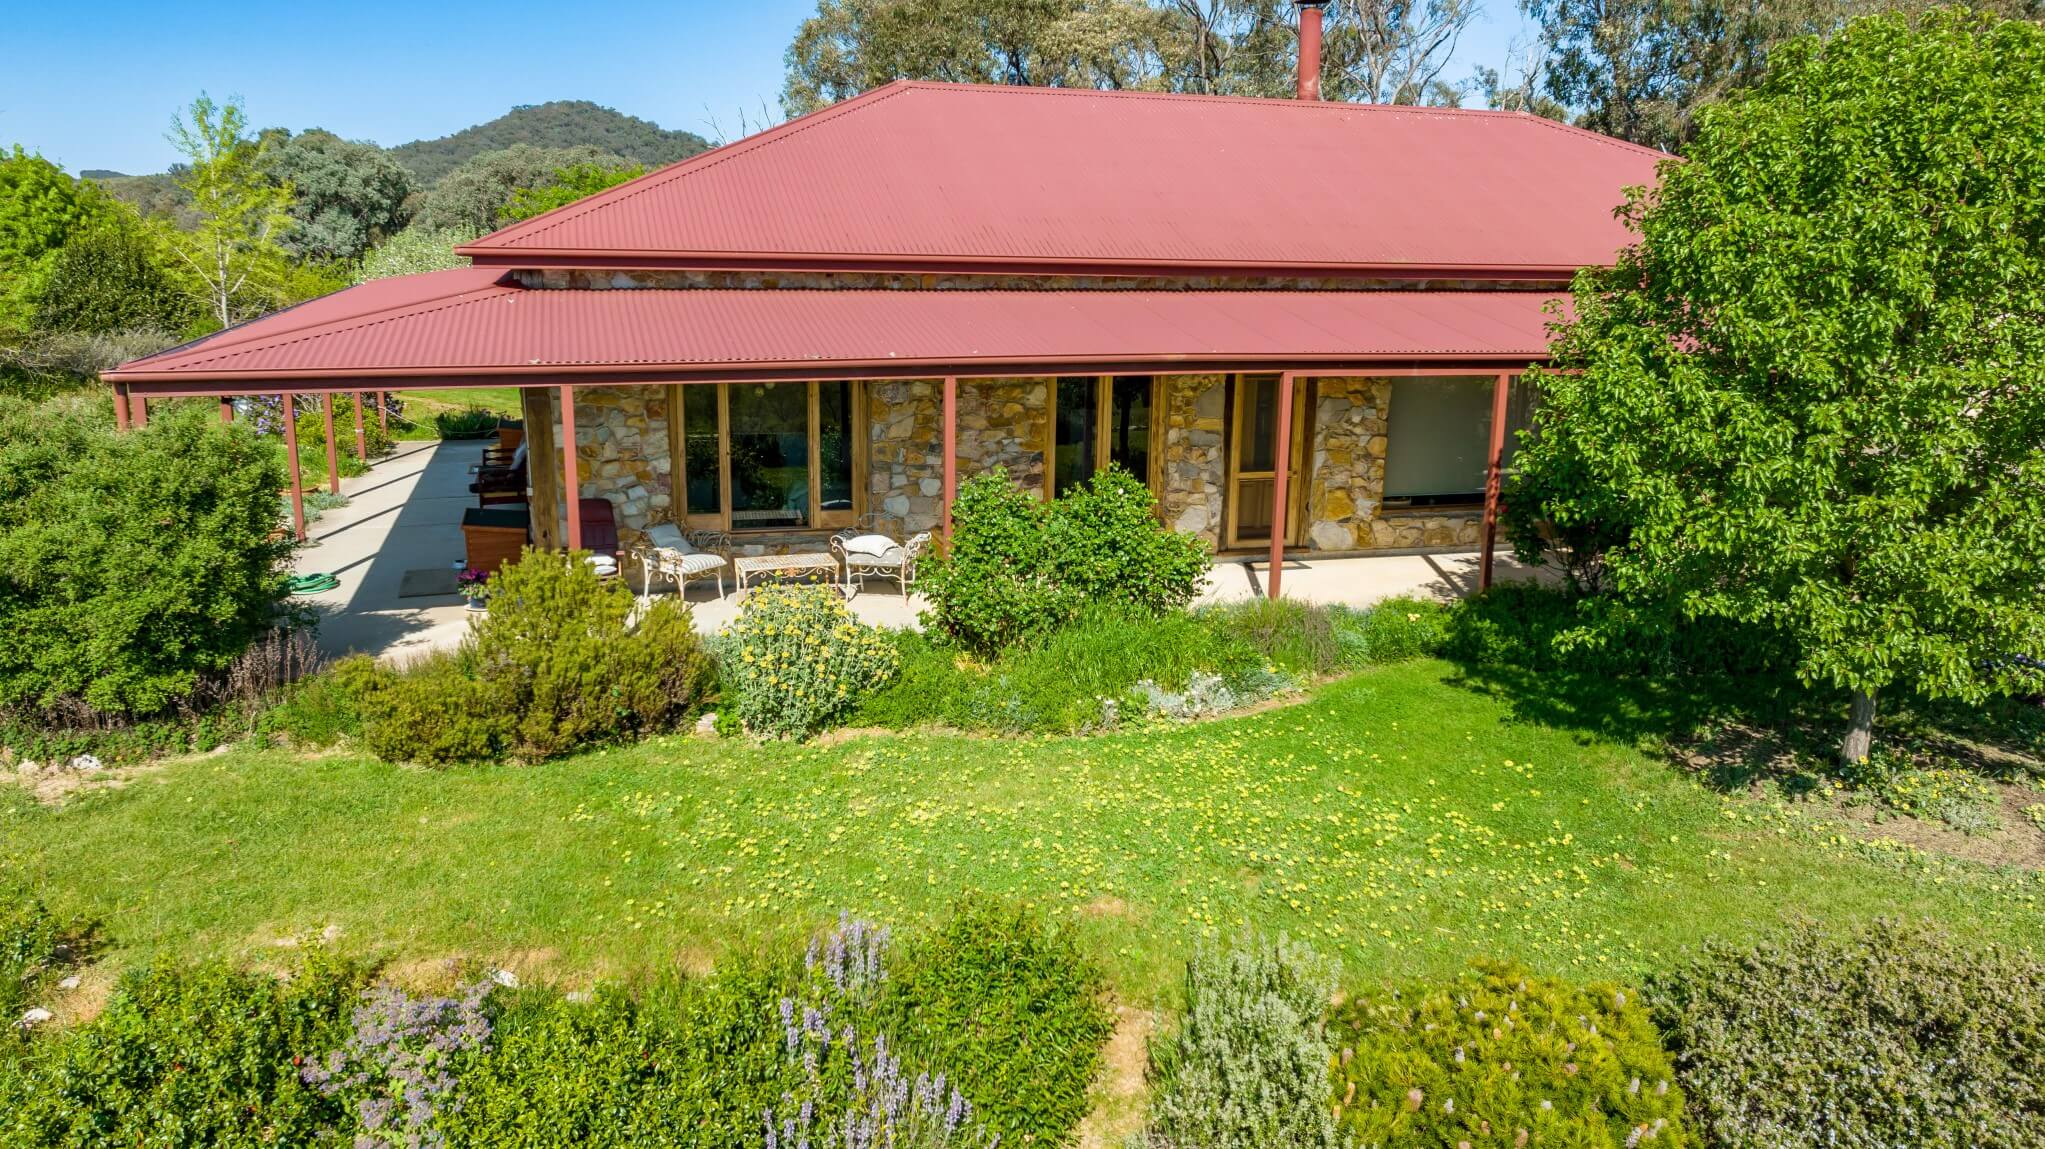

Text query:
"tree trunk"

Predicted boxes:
[[1840, 688, 1878, 765]]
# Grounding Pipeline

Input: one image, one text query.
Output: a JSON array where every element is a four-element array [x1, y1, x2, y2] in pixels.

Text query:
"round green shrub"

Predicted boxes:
[[721, 583, 899, 738], [1329, 960, 1688, 1148], [916, 468, 1070, 658], [1650, 918, 2045, 1149], [1044, 466, 1209, 616]]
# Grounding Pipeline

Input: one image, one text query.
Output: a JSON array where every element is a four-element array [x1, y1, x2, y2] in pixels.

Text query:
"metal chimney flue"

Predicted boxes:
[[1296, 1, 1326, 101]]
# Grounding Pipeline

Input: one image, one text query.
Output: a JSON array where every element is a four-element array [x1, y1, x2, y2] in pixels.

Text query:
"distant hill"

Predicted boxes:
[[79, 169, 127, 180], [390, 100, 712, 186]]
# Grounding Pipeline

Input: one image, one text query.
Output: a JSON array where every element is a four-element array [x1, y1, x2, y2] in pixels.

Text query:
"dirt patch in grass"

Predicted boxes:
[[1824, 782, 2045, 869], [1076, 1004, 1152, 1149]]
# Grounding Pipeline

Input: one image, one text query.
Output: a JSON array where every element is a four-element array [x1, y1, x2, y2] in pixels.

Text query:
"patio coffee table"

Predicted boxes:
[[733, 551, 840, 595]]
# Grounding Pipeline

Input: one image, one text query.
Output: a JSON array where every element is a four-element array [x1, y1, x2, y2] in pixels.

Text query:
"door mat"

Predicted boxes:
[[397, 568, 460, 598]]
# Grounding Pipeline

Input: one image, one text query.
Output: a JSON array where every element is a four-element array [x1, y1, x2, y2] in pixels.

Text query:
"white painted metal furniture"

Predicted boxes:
[[831, 529, 931, 597], [733, 551, 841, 595], [633, 523, 731, 601]]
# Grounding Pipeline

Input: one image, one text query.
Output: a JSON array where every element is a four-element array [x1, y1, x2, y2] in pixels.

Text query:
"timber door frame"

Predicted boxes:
[[667, 381, 866, 534], [1222, 373, 1312, 551]]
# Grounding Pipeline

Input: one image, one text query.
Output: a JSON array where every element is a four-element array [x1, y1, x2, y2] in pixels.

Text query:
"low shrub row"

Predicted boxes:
[[0, 902, 1113, 1149], [1133, 919, 2043, 1149]]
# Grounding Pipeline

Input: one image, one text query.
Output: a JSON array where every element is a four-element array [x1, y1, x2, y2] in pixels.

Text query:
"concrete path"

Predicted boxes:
[[294, 439, 1545, 664]]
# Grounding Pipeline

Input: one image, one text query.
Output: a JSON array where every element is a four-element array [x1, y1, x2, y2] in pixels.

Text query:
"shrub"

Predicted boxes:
[[1443, 581, 1790, 683], [0, 392, 292, 717], [1650, 918, 2045, 1149], [1143, 936, 1343, 1149], [356, 550, 714, 763], [303, 980, 495, 1149], [1204, 597, 1451, 678], [1348, 596, 1451, 664], [873, 900, 1115, 1145], [721, 584, 899, 738], [1044, 466, 1209, 616], [1, 951, 370, 1148], [1329, 961, 1688, 1148], [0, 893, 63, 1026], [917, 469, 1070, 658], [257, 655, 378, 747], [433, 407, 498, 440]]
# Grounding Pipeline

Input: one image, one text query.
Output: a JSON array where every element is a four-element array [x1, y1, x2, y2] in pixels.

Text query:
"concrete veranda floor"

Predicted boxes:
[[295, 439, 1544, 663]]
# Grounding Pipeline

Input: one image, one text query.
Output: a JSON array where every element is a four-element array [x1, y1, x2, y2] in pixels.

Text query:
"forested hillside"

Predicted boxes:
[[388, 100, 710, 185]]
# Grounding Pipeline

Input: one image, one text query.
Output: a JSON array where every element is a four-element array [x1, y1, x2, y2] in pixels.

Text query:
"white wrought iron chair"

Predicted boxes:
[[633, 522, 731, 601], [831, 527, 932, 597]]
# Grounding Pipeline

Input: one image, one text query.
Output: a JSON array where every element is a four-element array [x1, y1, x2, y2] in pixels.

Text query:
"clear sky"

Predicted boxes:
[[4, 0, 1532, 176]]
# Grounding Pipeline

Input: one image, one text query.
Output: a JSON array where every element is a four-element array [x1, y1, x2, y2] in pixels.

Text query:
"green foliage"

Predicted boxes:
[[1329, 961, 1688, 1148], [502, 161, 645, 223], [1194, 597, 1450, 680], [918, 468, 1067, 658], [1510, 11, 2045, 759], [0, 393, 292, 717], [355, 550, 714, 763], [1347, 597, 1452, 665], [1043, 466, 1209, 617], [411, 144, 635, 234], [162, 94, 298, 328], [1651, 918, 2045, 1149], [261, 128, 414, 263], [355, 225, 478, 284], [720, 583, 900, 738], [920, 467, 1208, 660], [0, 950, 369, 1148], [388, 100, 709, 189], [0, 148, 119, 333], [0, 894, 64, 1027], [1143, 935, 1343, 1149], [21, 212, 194, 335], [872, 901, 1115, 1144], [1442, 582, 1789, 684], [851, 606, 1269, 733], [429, 405, 498, 438], [256, 655, 377, 748]]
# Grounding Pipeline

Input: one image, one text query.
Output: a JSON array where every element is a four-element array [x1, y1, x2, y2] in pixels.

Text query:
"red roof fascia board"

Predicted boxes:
[[107, 282, 1568, 389], [456, 81, 1664, 276]]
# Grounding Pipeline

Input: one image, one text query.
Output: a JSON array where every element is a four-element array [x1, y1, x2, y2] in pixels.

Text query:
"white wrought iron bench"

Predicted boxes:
[[830, 526, 932, 597], [633, 523, 731, 601]]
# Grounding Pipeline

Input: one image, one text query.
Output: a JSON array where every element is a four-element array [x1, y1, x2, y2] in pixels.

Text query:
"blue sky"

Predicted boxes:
[[4, 1, 1531, 175]]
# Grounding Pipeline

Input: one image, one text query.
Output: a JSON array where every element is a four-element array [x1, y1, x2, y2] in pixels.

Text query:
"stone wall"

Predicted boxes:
[[1157, 374, 1226, 549], [571, 386, 672, 540], [1300, 377, 1482, 553], [959, 378, 1048, 492], [865, 380, 943, 536]]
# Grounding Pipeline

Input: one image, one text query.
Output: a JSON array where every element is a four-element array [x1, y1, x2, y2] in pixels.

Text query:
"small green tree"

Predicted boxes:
[[0, 147, 115, 331], [261, 128, 414, 263], [1508, 9, 2045, 763], [163, 94, 296, 328], [23, 210, 195, 335], [354, 224, 479, 283], [501, 161, 645, 223]]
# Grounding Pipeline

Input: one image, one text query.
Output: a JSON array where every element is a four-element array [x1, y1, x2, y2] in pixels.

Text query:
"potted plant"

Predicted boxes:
[[457, 568, 492, 611]]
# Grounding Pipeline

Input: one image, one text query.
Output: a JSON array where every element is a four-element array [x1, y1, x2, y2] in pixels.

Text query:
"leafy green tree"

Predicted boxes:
[[0, 391, 293, 716], [0, 147, 115, 331], [501, 161, 646, 222], [22, 209, 195, 335], [354, 224, 480, 283], [410, 143, 633, 233], [261, 128, 414, 262], [162, 94, 297, 328], [1507, 9, 2045, 762]]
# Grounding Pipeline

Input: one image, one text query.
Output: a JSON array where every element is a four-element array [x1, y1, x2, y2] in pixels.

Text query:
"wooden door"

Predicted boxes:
[[1224, 374, 1310, 550]]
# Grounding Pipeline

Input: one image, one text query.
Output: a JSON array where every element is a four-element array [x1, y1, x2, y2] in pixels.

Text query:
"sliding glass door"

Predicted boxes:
[[1049, 375, 1158, 498]]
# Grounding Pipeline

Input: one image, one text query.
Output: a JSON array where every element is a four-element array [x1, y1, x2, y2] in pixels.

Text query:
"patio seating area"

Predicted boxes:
[[292, 438, 1546, 664]]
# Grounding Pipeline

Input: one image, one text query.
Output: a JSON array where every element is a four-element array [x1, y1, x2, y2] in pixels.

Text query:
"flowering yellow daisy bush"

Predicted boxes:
[[721, 585, 900, 739]]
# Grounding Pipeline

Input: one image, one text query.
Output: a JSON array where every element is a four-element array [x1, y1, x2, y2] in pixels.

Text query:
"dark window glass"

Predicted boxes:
[[1239, 374, 1280, 473], [1052, 378, 1098, 497], [1107, 376, 1151, 482], [682, 385, 721, 516], [819, 381, 855, 513], [729, 383, 810, 528]]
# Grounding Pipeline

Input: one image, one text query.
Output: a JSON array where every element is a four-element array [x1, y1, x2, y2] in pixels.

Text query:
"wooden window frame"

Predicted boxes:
[[668, 381, 866, 534], [1044, 375, 1164, 502]]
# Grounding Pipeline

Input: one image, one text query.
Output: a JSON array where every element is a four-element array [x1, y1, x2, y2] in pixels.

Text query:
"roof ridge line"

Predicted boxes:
[[462, 83, 917, 252]]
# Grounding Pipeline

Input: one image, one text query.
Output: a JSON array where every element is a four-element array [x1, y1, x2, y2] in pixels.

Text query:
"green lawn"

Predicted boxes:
[[5, 660, 2037, 998], [389, 387, 523, 439]]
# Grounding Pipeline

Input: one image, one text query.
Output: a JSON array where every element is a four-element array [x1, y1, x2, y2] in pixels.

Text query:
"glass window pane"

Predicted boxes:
[[1239, 375, 1280, 473], [729, 382, 810, 529], [682, 385, 721, 517], [1052, 378, 1098, 497], [819, 381, 855, 513], [1107, 376, 1151, 482], [1383, 377, 1493, 500]]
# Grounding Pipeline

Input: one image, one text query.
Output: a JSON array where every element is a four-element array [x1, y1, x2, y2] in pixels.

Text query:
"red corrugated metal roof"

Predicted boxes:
[[106, 280, 1566, 387], [458, 82, 1664, 277]]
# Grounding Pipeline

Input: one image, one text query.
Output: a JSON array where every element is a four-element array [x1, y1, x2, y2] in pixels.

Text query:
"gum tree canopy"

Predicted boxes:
[[1509, 9, 2045, 763]]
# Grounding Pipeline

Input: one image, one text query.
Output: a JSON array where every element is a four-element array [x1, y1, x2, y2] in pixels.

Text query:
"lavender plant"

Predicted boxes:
[[302, 979, 494, 1149]]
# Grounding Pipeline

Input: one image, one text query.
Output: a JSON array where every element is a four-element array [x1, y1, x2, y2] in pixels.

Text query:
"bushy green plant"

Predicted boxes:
[[432, 407, 498, 440], [874, 900, 1115, 1145], [0, 393, 292, 717], [1650, 918, 2045, 1149], [1443, 582, 1788, 683], [1044, 466, 1209, 616], [1349, 597, 1451, 664], [1330, 961, 1688, 1148], [1143, 936, 1343, 1149], [356, 550, 713, 763], [0, 893, 63, 1026], [1203, 597, 1451, 678], [917, 469, 1068, 657], [1, 950, 369, 1148], [720, 584, 899, 738], [256, 655, 378, 747]]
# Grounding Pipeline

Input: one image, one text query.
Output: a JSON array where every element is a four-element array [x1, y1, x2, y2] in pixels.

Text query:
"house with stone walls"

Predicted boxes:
[[106, 5, 1662, 595]]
